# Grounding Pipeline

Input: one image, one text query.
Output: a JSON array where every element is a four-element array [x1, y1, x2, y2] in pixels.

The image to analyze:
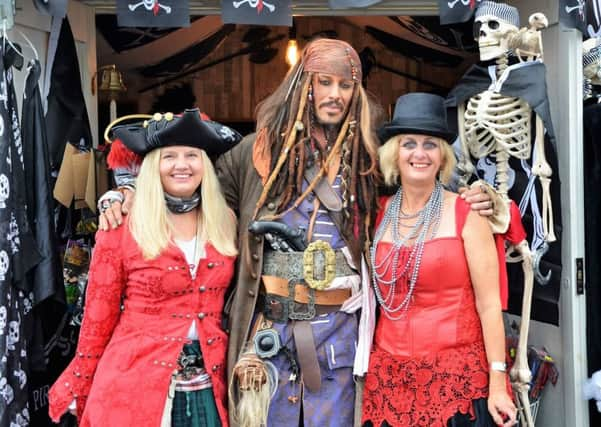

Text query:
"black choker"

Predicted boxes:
[[164, 190, 201, 214]]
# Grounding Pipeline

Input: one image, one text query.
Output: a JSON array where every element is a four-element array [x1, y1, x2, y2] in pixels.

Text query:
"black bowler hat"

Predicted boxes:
[[377, 93, 456, 144], [111, 108, 242, 158]]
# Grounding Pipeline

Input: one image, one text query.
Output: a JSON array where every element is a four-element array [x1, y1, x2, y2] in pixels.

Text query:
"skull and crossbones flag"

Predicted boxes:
[[585, 0, 601, 37], [117, 0, 190, 28], [560, 0, 588, 32], [438, 0, 483, 25], [221, 0, 292, 27]]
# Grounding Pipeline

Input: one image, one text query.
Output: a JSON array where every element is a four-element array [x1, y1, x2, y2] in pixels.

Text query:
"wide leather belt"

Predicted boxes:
[[262, 276, 350, 305], [262, 243, 356, 290]]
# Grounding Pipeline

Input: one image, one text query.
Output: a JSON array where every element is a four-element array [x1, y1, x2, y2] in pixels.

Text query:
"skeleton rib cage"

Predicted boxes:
[[464, 91, 531, 161]]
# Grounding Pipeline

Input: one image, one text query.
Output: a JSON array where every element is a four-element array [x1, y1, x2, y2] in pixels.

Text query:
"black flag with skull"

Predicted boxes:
[[222, 0, 292, 26], [117, 0, 190, 28], [560, 0, 589, 32]]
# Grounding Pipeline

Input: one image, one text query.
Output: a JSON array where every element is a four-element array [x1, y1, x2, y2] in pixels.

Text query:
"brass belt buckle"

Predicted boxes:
[[288, 280, 315, 320], [303, 240, 336, 290]]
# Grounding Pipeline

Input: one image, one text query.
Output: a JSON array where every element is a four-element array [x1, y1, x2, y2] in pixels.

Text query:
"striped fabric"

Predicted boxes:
[[475, 1, 520, 28], [584, 45, 601, 68]]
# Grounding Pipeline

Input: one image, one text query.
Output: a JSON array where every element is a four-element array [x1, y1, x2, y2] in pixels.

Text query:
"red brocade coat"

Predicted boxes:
[[48, 221, 235, 426]]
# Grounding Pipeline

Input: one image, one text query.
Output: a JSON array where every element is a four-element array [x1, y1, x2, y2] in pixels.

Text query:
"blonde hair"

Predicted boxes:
[[129, 149, 238, 259], [379, 134, 456, 187]]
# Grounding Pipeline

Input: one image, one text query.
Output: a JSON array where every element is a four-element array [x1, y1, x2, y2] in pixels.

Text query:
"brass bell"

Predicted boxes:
[[96, 65, 126, 96]]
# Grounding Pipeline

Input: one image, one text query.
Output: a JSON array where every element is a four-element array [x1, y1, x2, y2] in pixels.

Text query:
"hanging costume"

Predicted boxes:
[[0, 40, 43, 427]]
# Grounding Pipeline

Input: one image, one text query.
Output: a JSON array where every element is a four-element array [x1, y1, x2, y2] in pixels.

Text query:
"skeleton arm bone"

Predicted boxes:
[[531, 115, 556, 243], [456, 103, 475, 188]]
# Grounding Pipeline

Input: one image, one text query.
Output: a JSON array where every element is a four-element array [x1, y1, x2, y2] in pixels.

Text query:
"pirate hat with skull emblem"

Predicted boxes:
[[106, 108, 242, 170], [474, 1, 520, 61]]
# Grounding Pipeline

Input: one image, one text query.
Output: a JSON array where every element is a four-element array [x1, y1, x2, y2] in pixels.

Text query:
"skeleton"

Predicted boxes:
[[128, 0, 171, 14], [233, 0, 276, 13], [583, 38, 601, 101], [457, 4, 555, 426]]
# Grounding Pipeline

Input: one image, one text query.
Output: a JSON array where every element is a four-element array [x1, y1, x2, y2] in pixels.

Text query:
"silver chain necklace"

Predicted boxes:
[[370, 181, 444, 319]]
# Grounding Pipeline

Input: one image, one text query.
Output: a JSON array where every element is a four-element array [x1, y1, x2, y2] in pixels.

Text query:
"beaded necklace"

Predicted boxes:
[[370, 181, 444, 319]]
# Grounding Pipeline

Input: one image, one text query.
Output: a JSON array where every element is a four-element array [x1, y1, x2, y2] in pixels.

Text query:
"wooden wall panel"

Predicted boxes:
[[130, 17, 471, 123]]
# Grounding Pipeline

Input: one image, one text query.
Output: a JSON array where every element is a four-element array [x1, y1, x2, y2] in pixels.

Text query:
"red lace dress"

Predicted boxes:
[[362, 196, 490, 427]]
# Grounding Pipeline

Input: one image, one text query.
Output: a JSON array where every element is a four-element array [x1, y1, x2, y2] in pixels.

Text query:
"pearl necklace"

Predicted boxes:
[[370, 182, 443, 319]]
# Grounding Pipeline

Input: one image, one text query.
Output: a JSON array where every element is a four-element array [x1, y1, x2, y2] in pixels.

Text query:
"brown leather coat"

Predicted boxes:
[[215, 134, 365, 425]]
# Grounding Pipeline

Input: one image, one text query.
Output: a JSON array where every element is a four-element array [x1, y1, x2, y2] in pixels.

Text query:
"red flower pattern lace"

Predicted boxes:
[[362, 341, 489, 427]]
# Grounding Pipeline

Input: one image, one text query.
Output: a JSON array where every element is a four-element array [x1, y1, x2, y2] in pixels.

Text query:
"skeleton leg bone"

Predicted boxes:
[[509, 239, 535, 427]]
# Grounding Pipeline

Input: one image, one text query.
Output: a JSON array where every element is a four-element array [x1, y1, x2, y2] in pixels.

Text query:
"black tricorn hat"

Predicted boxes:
[[111, 108, 242, 158], [377, 93, 456, 144]]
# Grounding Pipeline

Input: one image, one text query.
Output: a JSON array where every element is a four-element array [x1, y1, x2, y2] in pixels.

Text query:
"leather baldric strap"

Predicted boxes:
[[292, 320, 321, 393], [304, 161, 342, 212]]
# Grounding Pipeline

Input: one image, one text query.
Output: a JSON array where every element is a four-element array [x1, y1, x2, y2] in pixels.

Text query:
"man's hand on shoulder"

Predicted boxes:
[[98, 188, 134, 231]]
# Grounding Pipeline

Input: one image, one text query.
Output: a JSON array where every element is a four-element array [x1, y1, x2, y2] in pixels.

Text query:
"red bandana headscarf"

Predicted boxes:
[[303, 38, 362, 82]]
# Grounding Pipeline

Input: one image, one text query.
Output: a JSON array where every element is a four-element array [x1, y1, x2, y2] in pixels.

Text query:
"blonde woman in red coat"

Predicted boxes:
[[48, 109, 241, 427]]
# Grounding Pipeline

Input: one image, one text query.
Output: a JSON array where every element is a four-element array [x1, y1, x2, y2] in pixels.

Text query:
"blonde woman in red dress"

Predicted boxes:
[[48, 110, 241, 427], [362, 93, 517, 427]]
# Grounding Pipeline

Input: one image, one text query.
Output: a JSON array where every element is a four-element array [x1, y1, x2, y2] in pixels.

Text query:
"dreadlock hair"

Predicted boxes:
[[253, 60, 381, 257]]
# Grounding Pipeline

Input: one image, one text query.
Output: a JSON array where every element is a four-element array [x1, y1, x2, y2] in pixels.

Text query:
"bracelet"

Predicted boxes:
[[490, 361, 507, 372]]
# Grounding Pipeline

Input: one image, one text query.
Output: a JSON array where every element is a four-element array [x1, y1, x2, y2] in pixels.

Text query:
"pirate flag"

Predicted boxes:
[[328, 0, 383, 8], [32, 0, 67, 17], [586, 0, 601, 37], [221, 0, 292, 27], [560, 0, 588, 32], [438, 0, 483, 25], [117, 0, 190, 28]]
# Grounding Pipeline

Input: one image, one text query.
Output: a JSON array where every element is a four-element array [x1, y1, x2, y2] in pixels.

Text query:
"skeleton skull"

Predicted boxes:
[[475, 14, 519, 61], [584, 38, 601, 85]]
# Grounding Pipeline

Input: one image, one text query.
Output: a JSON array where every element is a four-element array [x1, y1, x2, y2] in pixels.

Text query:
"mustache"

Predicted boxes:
[[319, 100, 344, 110]]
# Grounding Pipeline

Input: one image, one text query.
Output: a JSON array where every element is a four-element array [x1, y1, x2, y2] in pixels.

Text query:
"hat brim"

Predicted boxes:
[[377, 125, 456, 145]]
